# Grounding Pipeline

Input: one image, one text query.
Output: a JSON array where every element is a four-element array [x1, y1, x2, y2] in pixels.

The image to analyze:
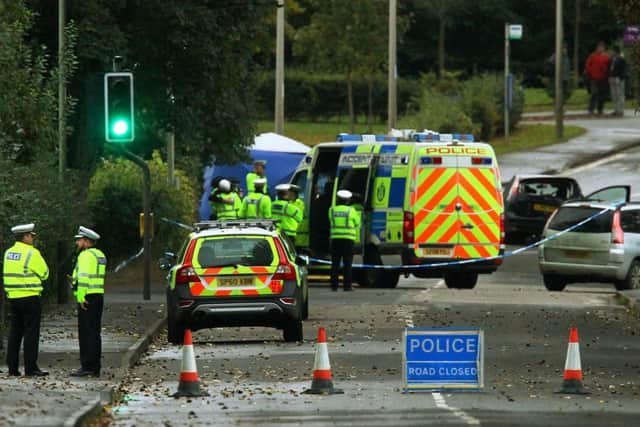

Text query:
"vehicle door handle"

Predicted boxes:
[[462, 223, 474, 229]]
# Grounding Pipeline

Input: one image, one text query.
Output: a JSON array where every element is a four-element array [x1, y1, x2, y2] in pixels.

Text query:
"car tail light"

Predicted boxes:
[[403, 211, 414, 244], [496, 212, 505, 266], [273, 239, 297, 281], [178, 300, 194, 308], [279, 297, 296, 305], [176, 265, 199, 284], [612, 210, 624, 244], [509, 180, 519, 200]]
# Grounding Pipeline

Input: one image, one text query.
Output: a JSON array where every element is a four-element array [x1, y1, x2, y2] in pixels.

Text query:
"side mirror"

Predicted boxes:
[[158, 251, 176, 270], [295, 254, 310, 266]]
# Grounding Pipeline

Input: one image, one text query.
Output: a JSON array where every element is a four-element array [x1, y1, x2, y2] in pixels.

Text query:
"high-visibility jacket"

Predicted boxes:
[[214, 191, 241, 220], [329, 205, 361, 241], [246, 172, 268, 194], [2, 241, 49, 299], [240, 192, 272, 219], [73, 247, 107, 304], [272, 200, 302, 237], [293, 198, 305, 216]]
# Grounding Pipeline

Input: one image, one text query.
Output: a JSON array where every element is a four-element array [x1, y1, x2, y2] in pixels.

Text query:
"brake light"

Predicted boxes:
[[471, 157, 492, 165], [509, 181, 519, 200], [612, 210, 624, 244], [403, 211, 414, 244], [183, 239, 197, 264], [176, 265, 199, 284], [496, 213, 504, 266], [273, 239, 297, 281]]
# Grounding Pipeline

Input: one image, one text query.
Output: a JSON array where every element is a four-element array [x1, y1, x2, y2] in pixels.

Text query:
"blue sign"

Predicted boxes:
[[403, 328, 484, 392]]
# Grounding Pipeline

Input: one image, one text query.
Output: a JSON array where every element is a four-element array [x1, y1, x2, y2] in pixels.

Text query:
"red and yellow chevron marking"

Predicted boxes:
[[413, 166, 502, 259], [188, 265, 281, 297]]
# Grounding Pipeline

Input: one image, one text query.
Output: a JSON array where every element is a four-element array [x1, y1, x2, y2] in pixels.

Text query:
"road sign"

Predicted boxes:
[[403, 328, 484, 392], [508, 24, 523, 40], [624, 26, 640, 46]]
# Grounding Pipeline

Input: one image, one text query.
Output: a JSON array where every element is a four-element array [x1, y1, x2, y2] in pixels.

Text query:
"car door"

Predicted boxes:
[[585, 185, 630, 203]]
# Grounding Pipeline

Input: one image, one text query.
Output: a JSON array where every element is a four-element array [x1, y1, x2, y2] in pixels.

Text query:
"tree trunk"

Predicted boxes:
[[573, 0, 581, 87], [438, 17, 446, 78], [347, 70, 355, 133], [367, 77, 373, 132]]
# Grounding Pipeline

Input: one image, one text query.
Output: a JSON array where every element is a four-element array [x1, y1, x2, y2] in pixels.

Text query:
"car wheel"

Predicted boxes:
[[543, 274, 567, 291], [283, 320, 303, 342], [616, 260, 640, 291], [444, 272, 478, 289], [167, 290, 185, 345]]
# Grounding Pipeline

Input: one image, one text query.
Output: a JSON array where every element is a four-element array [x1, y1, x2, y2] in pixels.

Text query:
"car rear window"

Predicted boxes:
[[195, 237, 274, 267], [548, 207, 613, 233], [519, 179, 579, 199]]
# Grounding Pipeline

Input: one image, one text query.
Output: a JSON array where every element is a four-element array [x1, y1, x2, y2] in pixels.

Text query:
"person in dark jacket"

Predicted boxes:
[[609, 46, 627, 117]]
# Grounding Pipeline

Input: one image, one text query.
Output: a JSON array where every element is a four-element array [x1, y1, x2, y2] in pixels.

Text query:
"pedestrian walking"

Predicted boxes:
[[246, 160, 268, 194], [609, 46, 627, 116], [239, 178, 272, 219], [2, 223, 49, 377], [584, 42, 611, 115], [329, 190, 361, 292], [70, 226, 106, 378]]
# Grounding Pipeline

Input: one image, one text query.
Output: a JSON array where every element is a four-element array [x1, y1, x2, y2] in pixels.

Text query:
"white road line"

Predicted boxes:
[[562, 152, 626, 175], [432, 392, 481, 426], [434, 279, 446, 289]]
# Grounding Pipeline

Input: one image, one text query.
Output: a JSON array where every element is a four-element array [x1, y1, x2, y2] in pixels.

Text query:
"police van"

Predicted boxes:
[[290, 131, 504, 289]]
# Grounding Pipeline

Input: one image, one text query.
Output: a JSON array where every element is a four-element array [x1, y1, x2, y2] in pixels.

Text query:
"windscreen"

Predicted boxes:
[[548, 207, 612, 233], [196, 237, 274, 267]]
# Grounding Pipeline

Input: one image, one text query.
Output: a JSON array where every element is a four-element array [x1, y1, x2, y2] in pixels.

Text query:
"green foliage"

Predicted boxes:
[[398, 89, 477, 135], [86, 152, 197, 257]]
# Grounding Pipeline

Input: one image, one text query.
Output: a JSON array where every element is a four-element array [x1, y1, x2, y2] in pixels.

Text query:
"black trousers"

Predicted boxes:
[[78, 294, 103, 373], [6, 296, 42, 374], [330, 239, 354, 289], [589, 79, 608, 114]]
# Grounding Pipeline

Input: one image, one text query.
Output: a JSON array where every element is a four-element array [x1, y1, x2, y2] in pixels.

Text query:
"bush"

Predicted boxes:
[[86, 151, 198, 257], [398, 89, 478, 135]]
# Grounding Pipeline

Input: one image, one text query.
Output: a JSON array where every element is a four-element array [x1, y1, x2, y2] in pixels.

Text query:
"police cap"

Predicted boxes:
[[337, 190, 353, 200], [275, 183, 291, 192], [11, 223, 36, 235], [75, 226, 100, 241], [253, 178, 267, 186], [254, 160, 267, 167]]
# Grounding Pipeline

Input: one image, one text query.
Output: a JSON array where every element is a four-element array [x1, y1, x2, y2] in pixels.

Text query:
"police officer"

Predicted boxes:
[[329, 190, 361, 292], [289, 184, 304, 215], [246, 160, 268, 194], [272, 184, 303, 243], [70, 226, 106, 378], [2, 223, 49, 376], [239, 178, 272, 219], [208, 176, 223, 220], [213, 179, 241, 220]]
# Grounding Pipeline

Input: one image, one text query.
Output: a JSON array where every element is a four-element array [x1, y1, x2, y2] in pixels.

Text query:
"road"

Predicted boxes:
[[110, 146, 640, 426]]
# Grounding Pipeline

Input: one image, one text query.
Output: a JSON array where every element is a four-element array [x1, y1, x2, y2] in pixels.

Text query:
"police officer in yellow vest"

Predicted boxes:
[[246, 160, 268, 194], [213, 179, 241, 220], [239, 178, 272, 219], [272, 184, 303, 242], [2, 223, 49, 376], [329, 190, 361, 292], [70, 226, 106, 378]]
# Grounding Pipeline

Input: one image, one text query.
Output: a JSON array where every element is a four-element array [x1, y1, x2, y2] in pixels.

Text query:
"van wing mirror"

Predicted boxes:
[[295, 254, 310, 266], [158, 251, 176, 270]]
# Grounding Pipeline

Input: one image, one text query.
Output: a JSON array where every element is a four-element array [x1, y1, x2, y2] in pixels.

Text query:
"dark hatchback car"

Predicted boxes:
[[503, 175, 583, 242]]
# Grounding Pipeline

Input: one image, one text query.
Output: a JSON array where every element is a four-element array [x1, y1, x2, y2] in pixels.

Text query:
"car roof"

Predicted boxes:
[[192, 227, 278, 239], [514, 174, 577, 181]]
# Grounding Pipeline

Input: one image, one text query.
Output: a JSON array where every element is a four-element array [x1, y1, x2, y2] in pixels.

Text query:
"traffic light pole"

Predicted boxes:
[[120, 147, 152, 301]]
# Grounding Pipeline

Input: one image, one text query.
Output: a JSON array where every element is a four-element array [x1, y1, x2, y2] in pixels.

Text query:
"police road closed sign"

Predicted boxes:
[[403, 328, 484, 392]]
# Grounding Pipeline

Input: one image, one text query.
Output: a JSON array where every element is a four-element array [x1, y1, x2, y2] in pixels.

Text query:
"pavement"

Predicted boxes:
[[1, 108, 640, 426]]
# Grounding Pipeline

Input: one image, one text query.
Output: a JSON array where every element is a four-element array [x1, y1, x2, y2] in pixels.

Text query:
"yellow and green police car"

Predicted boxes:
[[160, 220, 309, 344]]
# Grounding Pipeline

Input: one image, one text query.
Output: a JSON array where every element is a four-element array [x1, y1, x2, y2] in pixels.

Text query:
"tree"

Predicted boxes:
[[422, 0, 463, 78], [294, 0, 391, 132]]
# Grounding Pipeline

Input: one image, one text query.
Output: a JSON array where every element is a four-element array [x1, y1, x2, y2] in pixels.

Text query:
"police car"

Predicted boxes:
[[290, 131, 504, 289], [160, 220, 309, 344]]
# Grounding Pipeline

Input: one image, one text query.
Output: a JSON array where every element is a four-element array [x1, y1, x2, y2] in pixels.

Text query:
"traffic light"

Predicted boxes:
[[104, 72, 134, 143]]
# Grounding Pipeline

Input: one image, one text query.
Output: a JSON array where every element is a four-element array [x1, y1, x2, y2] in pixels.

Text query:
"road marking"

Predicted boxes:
[[432, 392, 481, 425], [562, 152, 626, 175]]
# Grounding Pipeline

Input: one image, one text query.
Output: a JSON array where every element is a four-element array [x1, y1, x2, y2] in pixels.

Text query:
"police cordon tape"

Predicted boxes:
[[112, 246, 144, 273], [162, 203, 622, 270]]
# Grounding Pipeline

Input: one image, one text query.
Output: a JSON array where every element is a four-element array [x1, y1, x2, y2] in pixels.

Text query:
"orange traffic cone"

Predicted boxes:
[[173, 329, 209, 397], [556, 327, 588, 394], [303, 327, 343, 395]]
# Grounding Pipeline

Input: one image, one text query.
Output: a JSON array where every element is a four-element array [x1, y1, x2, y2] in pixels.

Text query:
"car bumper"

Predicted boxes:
[[505, 214, 548, 235], [539, 260, 626, 281], [401, 249, 500, 276]]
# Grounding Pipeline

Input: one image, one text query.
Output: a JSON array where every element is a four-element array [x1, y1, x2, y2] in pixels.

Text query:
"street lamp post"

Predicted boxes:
[[58, 0, 66, 182]]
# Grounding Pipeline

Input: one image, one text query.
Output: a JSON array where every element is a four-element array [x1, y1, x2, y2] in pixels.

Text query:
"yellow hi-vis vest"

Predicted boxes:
[[329, 205, 361, 241], [240, 192, 272, 219], [272, 200, 302, 237], [246, 172, 268, 194], [73, 247, 107, 303], [2, 241, 49, 299], [215, 192, 241, 220]]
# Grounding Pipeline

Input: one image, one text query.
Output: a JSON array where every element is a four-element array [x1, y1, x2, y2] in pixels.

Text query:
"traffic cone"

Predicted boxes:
[[173, 329, 209, 397], [556, 327, 589, 394], [303, 327, 343, 395]]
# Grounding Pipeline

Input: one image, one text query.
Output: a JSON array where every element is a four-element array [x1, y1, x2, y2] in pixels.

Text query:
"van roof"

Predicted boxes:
[[313, 140, 495, 150]]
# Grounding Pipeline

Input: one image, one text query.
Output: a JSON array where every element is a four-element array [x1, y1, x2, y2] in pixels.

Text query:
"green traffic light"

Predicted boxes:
[[112, 119, 129, 136]]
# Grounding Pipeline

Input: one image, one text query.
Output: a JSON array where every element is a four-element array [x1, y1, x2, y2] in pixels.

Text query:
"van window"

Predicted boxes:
[[548, 207, 613, 233], [621, 210, 640, 233], [291, 171, 308, 202]]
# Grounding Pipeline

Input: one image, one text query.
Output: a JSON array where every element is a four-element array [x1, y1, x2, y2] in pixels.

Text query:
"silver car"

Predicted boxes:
[[538, 185, 639, 291]]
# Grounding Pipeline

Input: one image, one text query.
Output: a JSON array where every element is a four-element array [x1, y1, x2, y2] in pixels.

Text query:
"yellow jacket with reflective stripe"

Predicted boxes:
[[329, 205, 361, 240], [214, 192, 241, 220], [73, 247, 107, 303], [272, 200, 302, 237], [246, 172, 268, 194], [240, 192, 272, 219], [2, 241, 49, 299]]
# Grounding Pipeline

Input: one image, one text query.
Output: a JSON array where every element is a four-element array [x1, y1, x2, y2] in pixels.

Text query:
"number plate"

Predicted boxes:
[[533, 203, 556, 213], [421, 247, 453, 257], [218, 277, 254, 287]]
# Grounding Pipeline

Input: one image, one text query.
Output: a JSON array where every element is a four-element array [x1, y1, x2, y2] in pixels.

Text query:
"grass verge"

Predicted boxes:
[[257, 120, 387, 146], [523, 87, 611, 113], [490, 123, 586, 155]]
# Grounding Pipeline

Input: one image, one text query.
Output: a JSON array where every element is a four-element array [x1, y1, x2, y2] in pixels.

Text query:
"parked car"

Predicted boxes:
[[503, 175, 584, 243], [160, 220, 309, 344], [538, 185, 637, 291]]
